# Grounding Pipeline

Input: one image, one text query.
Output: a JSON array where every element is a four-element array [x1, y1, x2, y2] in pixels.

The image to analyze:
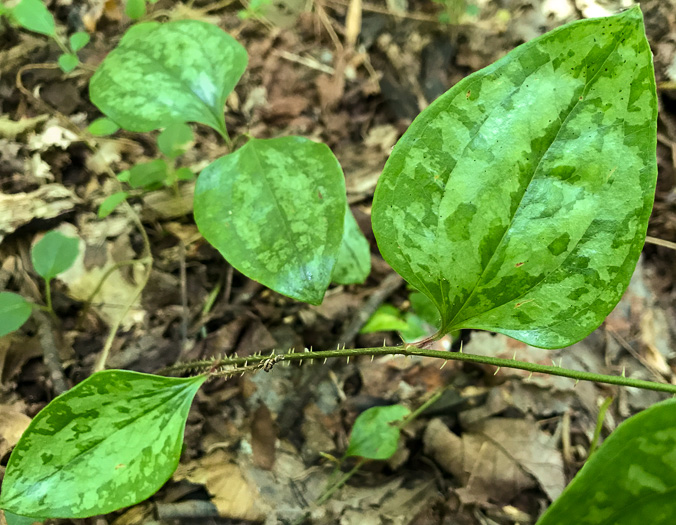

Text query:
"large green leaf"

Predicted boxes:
[[194, 136, 346, 305], [371, 6, 657, 349], [0, 292, 32, 337], [89, 20, 247, 135], [332, 206, 371, 285], [537, 399, 676, 524], [31, 231, 79, 281], [0, 370, 205, 519], [10, 0, 55, 37]]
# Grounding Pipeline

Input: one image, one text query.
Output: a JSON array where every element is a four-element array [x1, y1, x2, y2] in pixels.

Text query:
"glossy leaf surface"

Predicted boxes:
[[332, 207, 371, 285], [345, 405, 410, 460], [372, 6, 657, 348], [31, 231, 79, 280], [0, 371, 205, 519], [0, 292, 32, 337], [11, 0, 54, 36], [89, 20, 247, 135], [538, 399, 676, 524], [195, 136, 346, 305]]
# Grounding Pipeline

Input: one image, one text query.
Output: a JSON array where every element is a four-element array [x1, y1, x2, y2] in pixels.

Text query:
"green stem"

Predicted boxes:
[[44, 278, 53, 315], [164, 345, 676, 395], [52, 35, 71, 57], [397, 388, 445, 429], [588, 396, 614, 457], [316, 458, 365, 505]]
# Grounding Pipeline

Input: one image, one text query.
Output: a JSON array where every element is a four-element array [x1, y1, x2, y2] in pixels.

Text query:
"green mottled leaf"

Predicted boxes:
[[10, 0, 55, 36], [3, 511, 40, 525], [332, 206, 371, 284], [98, 192, 128, 218], [89, 20, 247, 135], [31, 231, 79, 280], [0, 370, 206, 519], [409, 291, 440, 329], [57, 53, 78, 73], [537, 399, 676, 524], [158, 122, 193, 159], [360, 304, 429, 342], [371, 7, 657, 349], [345, 405, 410, 460], [125, 0, 145, 19], [194, 136, 346, 305], [128, 159, 168, 189], [87, 117, 120, 136], [0, 292, 32, 337], [69, 31, 90, 52]]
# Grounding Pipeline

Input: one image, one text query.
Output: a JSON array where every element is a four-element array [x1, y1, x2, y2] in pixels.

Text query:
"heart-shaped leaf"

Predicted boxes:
[[0, 292, 32, 337], [194, 136, 346, 305], [371, 6, 657, 348], [89, 20, 247, 135], [537, 398, 676, 524], [31, 231, 79, 281], [0, 370, 205, 519], [332, 206, 371, 285]]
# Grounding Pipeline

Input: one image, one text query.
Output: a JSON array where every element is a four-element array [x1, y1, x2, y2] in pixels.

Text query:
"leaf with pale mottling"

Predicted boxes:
[[89, 20, 247, 135], [332, 206, 371, 284], [0, 292, 32, 337], [194, 136, 346, 305], [3, 511, 40, 525], [371, 6, 657, 348], [537, 399, 676, 524], [0, 370, 205, 519], [345, 405, 410, 460]]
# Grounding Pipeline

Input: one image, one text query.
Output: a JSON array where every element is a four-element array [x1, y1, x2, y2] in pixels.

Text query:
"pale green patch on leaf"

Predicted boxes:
[[194, 136, 346, 305], [69, 32, 90, 52], [128, 159, 168, 189], [10, 0, 54, 36], [57, 54, 78, 73], [31, 231, 79, 280], [3, 511, 40, 525], [98, 192, 128, 218], [125, 0, 146, 19], [87, 117, 120, 136], [371, 6, 657, 348], [537, 398, 676, 524], [0, 370, 206, 519], [0, 292, 32, 337], [345, 405, 410, 460], [332, 206, 371, 285], [158, 122, 194, 159], [89, 20, 248, 135], [409, 291, 441, 329]]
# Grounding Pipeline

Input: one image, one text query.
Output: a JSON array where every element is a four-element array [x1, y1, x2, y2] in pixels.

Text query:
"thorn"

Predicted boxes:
[[310, 346, 313, 352], [337, 344, 341, 350], [622, 366, 626, 378], [323, 358, 327, 364], [574, 379, 579, 387], [383, 339, 387, 347], [551, 359, 557, 366], [512, 350, 516, 360], [346, 356, 350, 364], [244, 360, 248, 367], [527, 372, 533, 381], [494, 367, 500, 375], [371, 355, 374, 362], [459, 341, 463, 353], [440, 361, 447, 369], [240, 372, 245, 377], [559, 358, 563, 368], [304, 347, 310, 353]]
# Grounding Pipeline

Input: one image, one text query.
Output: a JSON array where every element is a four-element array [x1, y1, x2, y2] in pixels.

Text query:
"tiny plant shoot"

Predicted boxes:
[[0, 6, 669, 524]]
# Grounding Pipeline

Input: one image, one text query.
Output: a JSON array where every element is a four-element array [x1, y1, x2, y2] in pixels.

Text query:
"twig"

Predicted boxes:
[[645, 235, 676, 251], [33, 310, 68, 395]]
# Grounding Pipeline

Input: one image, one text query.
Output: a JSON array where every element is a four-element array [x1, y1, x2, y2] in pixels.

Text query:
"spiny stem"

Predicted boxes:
[[162, 345, 676, 395]]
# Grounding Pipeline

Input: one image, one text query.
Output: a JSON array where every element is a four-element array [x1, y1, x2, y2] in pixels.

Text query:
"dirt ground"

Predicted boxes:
[[1, 0, 676, 523]]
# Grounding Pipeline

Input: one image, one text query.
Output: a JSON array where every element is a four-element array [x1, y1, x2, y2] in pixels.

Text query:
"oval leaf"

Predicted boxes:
[[89, 20, 247, 135], [57, 53, 78, 73], [0, 292, 32, 337], [194, 136, 346, 305], [69, 31, 90, 52], [87, 117, 120, 136], [158, 121, 194, 159], [10, 0, 55, 36], [345, 405, 410, 460], [31, 231, 79, 281], [0, 370, 206, 519], [98, 192, 128, 218], [537, 399, 676, 524], [332, 206, 371, 285], [371, 7, 657, 348]]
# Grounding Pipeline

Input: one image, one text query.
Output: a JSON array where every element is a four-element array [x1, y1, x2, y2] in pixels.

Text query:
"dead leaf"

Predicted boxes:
[[0, 405, 31, 458], [251, 403, 276, 470], [0, 114, 48, 140]]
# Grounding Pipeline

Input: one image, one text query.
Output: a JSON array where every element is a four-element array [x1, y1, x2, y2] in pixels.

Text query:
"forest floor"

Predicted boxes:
[[1, 0, 676, 523]]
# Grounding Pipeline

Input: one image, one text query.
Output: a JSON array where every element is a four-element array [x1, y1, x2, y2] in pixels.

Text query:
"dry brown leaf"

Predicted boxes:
[[0, 184, 80, 244], [251, 403, 277, 470], [174, 449, 264, 521], [142, 183, 194, 219], [0, 405, 31, 458]]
